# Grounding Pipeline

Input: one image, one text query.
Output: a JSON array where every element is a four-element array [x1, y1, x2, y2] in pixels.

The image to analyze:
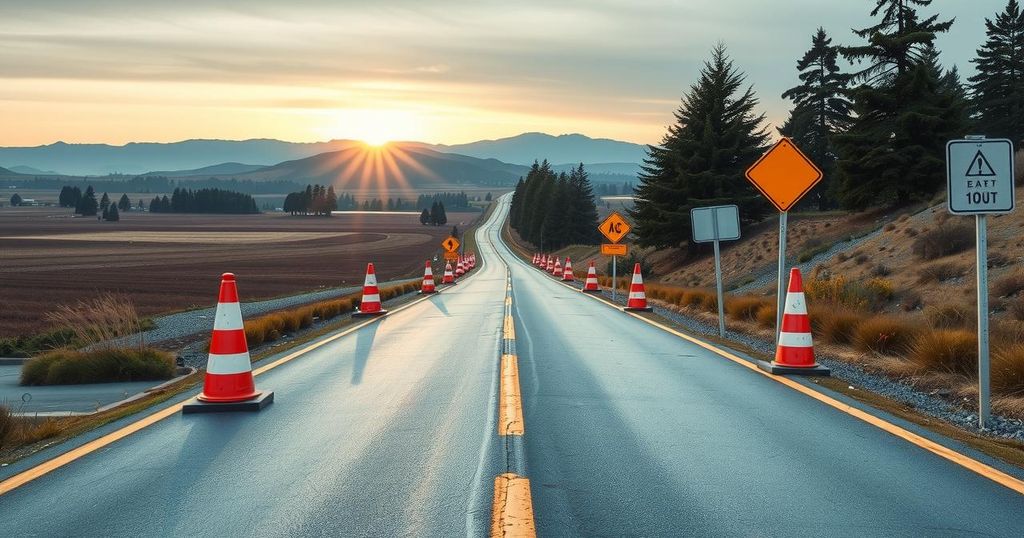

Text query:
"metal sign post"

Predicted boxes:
[[775, 212, 788, 344], [946, 136, 1015, 429], [691, 205, 741, 337], [612, 256, 617, 301], [598, 212, 632, 303]]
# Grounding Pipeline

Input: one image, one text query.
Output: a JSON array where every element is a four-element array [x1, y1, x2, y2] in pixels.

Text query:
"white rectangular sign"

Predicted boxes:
[[947, 138, 1015, 215], [691, 205, 740, 243]]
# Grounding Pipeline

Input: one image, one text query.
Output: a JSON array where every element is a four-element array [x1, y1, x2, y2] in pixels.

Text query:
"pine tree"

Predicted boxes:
[[566, 163, 600, 244], [106, 204, 120, 221], [420, 208, 430, 225], [326, 185, 338, 214], [118, 193, 131, 211], [77, 186, 98, 216], [631, 44, 770, 249], [99, 192, 111, 214], [780, 28, 853, 209], [509, 178, 526, 229], [835, 0, 966, 209], [10, 193, 22, 207], [970, 0, 1024, 143]]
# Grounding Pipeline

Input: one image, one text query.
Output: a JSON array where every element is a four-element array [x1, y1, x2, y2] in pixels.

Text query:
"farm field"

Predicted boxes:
[[0, 206, 477, 336]]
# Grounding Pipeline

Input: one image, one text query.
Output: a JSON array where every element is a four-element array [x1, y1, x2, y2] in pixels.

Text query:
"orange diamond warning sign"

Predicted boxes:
[[745, 138, 823, 212], [598, 212, 631, 244], [442, 237, 460, 253]]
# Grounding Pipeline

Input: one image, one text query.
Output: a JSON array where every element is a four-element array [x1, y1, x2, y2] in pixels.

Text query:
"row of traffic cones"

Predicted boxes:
[[186, 254, 480, 413], [530, 252, 826, 376]]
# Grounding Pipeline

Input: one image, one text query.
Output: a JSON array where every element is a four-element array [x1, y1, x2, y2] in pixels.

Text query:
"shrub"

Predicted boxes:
[[993, 271, 1024, 298], [1010, 298, 1024, 322], [725, 296, 768, 322], [870, 264, 891, 277], [810, 307, 862, 345], [910, 330, 977, 376], [853, 316, 923, 356], [917, 262, 965, 284], [988, 252, 1012, 268], [44, 293, 146, 350], [884, 223, 896, 231], [21, 348, 175, 385], [993, 344, 1024, 395], [796, 239, 829, 263], [865, 278, 894, 302], [926, 304, 972, 329], [900, 290, 923, 312], [755, 303, 777, 328], [912, 224, 973, 260], [806, 275, 890, 310]]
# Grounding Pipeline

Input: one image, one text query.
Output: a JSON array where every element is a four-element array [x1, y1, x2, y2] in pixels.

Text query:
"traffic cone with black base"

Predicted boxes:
[[758, 268, 830, 376], [354, 263, 388, 317], [582, 261, 600, 293], [455, 257, 466, 277], [562, 257, 574, 282], [623, 263, 653, 312], [184, 273, 273, 413], [553, 258, 562, 278], [442, 262, 455, 284], [420, 261, 436, 294]]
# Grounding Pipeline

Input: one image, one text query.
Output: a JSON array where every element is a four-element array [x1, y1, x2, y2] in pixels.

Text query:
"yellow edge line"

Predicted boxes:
[[503, 315, 516, 340], [498, 354, 524, 436], [0, 284, 456, 496], [553, 275, 1024, 496], [490, 472, 536, 537]]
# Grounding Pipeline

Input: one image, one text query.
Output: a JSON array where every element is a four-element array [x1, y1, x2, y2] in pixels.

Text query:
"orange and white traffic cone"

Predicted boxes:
[[354, 262, 387, 317], [539, 254, 547, 268], [546, 256, 555, 273], [553, 258, 562, 277], [760, 268, 830, 376], [533, 253, 539, 265], [184, 273, 273, 413], [455, 257, 466, 277], [582, 261, 600, 293], [562, 257, 574, 282], [442, 262, 455, 284], [420, 261, 436, 294], [624, 263, 653, 312]]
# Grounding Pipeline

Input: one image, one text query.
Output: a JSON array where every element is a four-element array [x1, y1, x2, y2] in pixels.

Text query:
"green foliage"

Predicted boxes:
[[509, 161, 600, 250], [970, 0, 1024, 144], [105, 203, 120, 222], [21, 348, 176, 385], [76, 185, 98, 216], [151, 187, 259, 214], [9, 193, 22, 206], [117, 193, 131, 211], [630, 44, 770, 250]]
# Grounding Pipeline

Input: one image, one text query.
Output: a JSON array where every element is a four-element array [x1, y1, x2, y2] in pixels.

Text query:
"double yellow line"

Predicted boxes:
[[491, 271, 536, 537]]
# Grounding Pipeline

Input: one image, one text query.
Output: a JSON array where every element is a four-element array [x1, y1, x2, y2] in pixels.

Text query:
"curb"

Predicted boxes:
[[12, 367, 197, 418]]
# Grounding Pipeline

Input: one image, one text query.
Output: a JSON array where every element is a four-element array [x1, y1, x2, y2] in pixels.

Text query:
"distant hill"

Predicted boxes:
[[7, 165, 61, 175], [145, 162, 266, 177], [187, 144, 529, 188], [419, 133, 649, 166], [0, 166, 14, 176]]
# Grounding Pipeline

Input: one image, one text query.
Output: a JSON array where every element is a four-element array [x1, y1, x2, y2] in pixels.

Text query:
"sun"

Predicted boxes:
[[325, 109, 422, 147]]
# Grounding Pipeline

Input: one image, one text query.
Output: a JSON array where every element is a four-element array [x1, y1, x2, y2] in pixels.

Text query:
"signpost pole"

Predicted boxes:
[[775, 211, 788, 345], [976, 214, 990, 429], [612, 256, 617, 301], [711, 210, 725, 337]]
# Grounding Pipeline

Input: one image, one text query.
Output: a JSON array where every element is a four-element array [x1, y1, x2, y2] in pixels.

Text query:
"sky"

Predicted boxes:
[[0, 0, 995, 147]]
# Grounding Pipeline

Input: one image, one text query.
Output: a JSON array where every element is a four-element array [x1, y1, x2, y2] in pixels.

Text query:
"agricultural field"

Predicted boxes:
[[0, 206, 477, 337]]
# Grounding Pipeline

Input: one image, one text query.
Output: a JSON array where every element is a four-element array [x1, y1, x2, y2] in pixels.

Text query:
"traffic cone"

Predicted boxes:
[[623, 263, 653, 312], [354, 263, 388, 317], [760, 269, 830, 376], [553, 258, 562, 277], [582, 261, 600, 293], [533, 253, 539, 265], [420, 261, 436, 294], [562, 257, 574, 281], [546, 256, 555, 273], [442, 262, 455, 284], [455, 258, 466, 277], [183, 273, 273, 413]]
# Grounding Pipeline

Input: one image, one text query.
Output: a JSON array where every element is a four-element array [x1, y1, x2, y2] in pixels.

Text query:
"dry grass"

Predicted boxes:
[[805, 275, 893, 310], [44, 293, 147, 350], [926, 304, 972, 329], [911, 223, 974, 260], [910, 330, 978, 376], [853, 316, 924, 356], [917, 261, 966, 284], [809, 306, 862, 345], [993, 271, 1024, 298], [993, 344, 1024, 396], [755, 303, 776, 328], [725, 296, 769, 323], [0, 406, 65, 450], [20, 348, 176, 385]]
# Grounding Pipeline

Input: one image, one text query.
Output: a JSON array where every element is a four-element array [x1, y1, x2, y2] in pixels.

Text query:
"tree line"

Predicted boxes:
[[58, 185, 145, 221], [283, 184, 338, 216], [632, 0, 1024, 251], [148, 188, 259, 214], [509, 162, 600, 250], [419, 202, 448, 226], [20, 176, 305, 195]]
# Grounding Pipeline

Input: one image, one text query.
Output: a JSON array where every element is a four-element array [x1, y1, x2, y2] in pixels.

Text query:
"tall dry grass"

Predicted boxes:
[[45, 293, 146, 351], [0, 405, 64, 450]]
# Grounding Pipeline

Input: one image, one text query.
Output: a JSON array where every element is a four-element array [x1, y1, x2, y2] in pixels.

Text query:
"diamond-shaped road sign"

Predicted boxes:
[[745, 138, 823, 212], [442, 237, 460, 253], [599, 212, 631, 244]]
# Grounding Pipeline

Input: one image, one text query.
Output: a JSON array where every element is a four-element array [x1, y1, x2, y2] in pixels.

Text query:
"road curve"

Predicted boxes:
[[0, 204, 510, 537]]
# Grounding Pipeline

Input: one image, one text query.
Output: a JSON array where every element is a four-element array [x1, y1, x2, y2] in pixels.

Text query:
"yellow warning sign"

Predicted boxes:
[[745, 137, 823, 212], [598, 212, 631, 244], [601, 244, 628, 256], [442, 237, 460, 253], [444, 251, 460, 261]]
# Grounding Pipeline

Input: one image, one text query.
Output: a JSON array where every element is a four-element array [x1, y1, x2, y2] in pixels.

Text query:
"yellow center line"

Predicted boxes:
[[490, 473, 536, 538], [558, 276, 1024, 496], [0, 286, 448, 496], [503, 315, 516, 340], [498, 354, 524, 436]]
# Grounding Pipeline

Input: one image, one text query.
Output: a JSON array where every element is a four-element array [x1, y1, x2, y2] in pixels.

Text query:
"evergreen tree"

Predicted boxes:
[[509, 178, 526, 229], [326, 186, 338, 214], [106, 204, 120, 221], [149, 197, 160, 213], [118, 193, 131, 211], [58, 186, 72, 207], [835, 0, 966, 208], [77, 186, 98, 216], [451, 225, 460, 238], [10, 193, 22, 207], [970, 0, 1024, 143], [631, 44, 770, 249], [420, 208, 431, 225], [566, 163, 601, 244], [485, 192, 492, 201], [99, 192, 111, 214], [780, 28, 853, 210], [436, 201, 447, 225]]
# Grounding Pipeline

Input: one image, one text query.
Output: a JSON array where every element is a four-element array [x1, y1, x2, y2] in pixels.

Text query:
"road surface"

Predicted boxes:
[[1, 196, 1023, 536]]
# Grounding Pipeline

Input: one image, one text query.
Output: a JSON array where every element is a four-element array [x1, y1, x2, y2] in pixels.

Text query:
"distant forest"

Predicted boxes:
[[8, 176, 304, 195], [148, 188, 260, 214], [284, 186, 480, 215]]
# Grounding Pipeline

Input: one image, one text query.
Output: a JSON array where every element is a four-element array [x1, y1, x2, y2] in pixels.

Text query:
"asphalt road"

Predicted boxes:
[[2, 196, 1024, 537], [0, 364, 159, 414]]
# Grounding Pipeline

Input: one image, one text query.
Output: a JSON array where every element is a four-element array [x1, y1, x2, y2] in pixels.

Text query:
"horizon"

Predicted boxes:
[[0, 1, 988, 148]]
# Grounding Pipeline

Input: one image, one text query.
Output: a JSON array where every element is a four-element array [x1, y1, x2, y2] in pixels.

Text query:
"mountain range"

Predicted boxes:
[[0, 133, 648, 177]]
